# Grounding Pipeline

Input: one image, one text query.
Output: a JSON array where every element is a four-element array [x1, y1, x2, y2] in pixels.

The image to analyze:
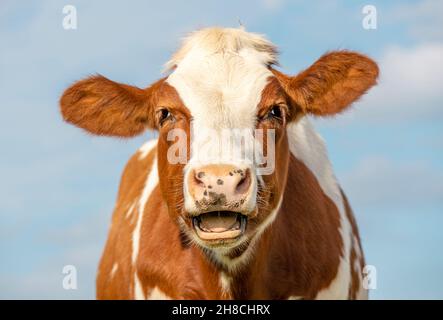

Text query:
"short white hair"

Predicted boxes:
[[165, 27, 279, 71]]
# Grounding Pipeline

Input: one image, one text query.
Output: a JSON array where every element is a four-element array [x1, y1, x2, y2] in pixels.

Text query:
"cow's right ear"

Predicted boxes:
[[60, 75, 163, 137]]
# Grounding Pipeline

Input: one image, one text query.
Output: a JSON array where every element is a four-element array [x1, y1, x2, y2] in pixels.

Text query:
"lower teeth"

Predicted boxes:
[[195, 214, 244, 233]]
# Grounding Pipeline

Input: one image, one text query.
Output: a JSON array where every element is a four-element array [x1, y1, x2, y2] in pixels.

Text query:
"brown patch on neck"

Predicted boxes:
[[277, 154, 343, 299], [225, 153, 344, 299]]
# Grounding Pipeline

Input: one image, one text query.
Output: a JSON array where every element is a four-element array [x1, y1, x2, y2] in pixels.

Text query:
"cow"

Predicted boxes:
[[60, 27, 378, 300]]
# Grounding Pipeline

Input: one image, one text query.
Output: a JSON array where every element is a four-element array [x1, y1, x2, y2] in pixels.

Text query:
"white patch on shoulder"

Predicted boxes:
[[110, 263, 118, 279], [287, 118, 344, 214], [147, 287, 172, 300], [288, 296, 303, 300], [132, 149, 159, 299], [132, 160, 158, 264], [132, 158, 159, 264], [287, 118, 352, 299], [138, 139, 157, 160]]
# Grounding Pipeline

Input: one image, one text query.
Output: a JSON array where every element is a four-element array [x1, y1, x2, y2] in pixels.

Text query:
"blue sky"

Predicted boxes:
[[0, 0, 442, 299]]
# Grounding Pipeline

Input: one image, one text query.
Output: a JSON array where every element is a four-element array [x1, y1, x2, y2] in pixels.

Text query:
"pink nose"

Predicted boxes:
[[188, 164, 252, 210]]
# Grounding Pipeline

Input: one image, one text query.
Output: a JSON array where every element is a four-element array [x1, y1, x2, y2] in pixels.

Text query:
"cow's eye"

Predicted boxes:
[[157, 108, 173, 126], [267, 105, 283, 120]]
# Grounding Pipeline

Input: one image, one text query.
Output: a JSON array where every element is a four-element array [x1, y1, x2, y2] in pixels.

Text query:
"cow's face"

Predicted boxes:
[[156, 36, 296, 249], [146, 76, 290, 251], [60, 28, 378, 254]]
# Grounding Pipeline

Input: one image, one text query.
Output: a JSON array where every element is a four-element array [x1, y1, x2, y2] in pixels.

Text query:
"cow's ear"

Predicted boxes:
[[273, 51, 379, 117], [60, 75, 164, 137]]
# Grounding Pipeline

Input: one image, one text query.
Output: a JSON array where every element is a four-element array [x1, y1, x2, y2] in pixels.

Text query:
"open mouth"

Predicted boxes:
[[192, 211, 247, 241]]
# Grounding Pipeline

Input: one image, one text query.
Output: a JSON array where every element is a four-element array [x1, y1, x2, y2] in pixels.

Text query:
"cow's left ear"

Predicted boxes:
[[273, 51, 379, 117]]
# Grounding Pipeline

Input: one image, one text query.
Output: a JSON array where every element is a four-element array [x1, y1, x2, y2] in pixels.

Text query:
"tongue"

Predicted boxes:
[[199, 212, 239, 233]]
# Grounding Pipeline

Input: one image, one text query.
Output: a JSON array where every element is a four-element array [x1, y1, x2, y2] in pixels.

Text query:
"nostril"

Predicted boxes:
[[235, 169, 251, 194], [193, 170, 206, 187]]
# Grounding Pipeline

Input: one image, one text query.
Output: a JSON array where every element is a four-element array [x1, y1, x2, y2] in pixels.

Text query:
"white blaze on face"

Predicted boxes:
[[165, 28, 277, 213]]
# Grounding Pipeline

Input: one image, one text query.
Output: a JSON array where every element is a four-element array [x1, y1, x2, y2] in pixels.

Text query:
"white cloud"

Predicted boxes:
[[390, 0, 443, 41], [364, 43, 443, 120], [341, 156, 443, 209]]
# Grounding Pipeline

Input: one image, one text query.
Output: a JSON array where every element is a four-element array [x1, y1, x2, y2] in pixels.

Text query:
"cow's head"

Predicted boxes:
[[60, 28, 378, 260]]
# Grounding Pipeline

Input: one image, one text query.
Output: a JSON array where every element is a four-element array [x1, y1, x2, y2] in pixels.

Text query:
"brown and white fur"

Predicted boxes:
[[59, 27, 378, 300]]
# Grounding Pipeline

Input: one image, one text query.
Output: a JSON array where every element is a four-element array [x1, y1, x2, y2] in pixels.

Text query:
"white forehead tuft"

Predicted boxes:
[[165, 27, 278, 71]]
